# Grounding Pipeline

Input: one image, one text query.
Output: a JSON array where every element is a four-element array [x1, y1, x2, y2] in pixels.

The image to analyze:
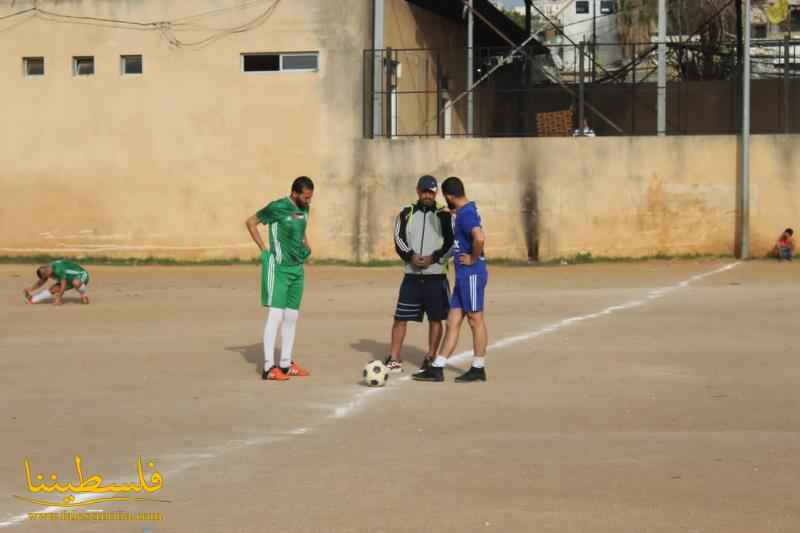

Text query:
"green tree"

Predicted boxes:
[[498, 6, 544, 33], [616, 0, 737, 80]]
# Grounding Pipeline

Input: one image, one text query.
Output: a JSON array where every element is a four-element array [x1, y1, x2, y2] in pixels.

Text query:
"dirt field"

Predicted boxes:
[[1, 260, 799, 533]]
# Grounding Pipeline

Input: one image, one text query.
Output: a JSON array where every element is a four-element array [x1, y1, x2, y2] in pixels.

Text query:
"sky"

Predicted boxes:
[[494, 0, 526, 8]]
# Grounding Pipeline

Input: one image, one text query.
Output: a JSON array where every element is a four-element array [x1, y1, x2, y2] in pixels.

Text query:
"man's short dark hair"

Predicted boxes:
[[441, 176, 465, 198], [786, 228, 794, 236], [36, 266, 48, 281], [292, 176, 315, 194]]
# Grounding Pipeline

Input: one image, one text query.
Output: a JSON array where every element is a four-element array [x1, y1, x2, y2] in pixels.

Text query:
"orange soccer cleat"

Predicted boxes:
[[262, 366, 290, 381], [285, 361, 310, 377]]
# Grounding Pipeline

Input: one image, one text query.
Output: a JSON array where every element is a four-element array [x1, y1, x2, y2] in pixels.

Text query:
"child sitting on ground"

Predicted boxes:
[[774, 228, 794, 261]]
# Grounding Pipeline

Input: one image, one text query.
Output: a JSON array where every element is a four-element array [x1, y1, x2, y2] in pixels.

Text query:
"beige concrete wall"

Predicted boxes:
[[356, 135, 800, 261], [1, 2, 797, 263], [0, 0, 371, 260]]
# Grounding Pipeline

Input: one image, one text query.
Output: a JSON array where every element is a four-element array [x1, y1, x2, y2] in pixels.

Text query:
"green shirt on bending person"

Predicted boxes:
[[24, 259, 91, 305]]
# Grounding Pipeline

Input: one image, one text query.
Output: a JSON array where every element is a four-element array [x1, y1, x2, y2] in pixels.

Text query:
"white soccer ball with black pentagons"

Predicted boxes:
[[363, 360, 389, 387]]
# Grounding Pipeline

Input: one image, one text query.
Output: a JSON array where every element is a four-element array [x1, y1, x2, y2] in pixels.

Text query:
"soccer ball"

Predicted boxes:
[[363, 360, 389, 387]]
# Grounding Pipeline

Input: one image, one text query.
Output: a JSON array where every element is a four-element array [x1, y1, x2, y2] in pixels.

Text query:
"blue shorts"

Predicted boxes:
[[451, 273, 487, 314]]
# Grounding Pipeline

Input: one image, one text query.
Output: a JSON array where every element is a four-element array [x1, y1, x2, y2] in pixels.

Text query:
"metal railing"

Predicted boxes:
[[363, 40, 800, 138]]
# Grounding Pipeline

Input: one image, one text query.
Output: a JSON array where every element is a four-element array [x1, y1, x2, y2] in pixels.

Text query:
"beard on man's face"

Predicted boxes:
[[293, 193, 312, 209]]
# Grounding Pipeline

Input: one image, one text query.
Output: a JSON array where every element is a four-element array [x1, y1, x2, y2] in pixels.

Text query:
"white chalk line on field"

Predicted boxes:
[[0, 261, 739, 528], [446, 261, 740, 366]]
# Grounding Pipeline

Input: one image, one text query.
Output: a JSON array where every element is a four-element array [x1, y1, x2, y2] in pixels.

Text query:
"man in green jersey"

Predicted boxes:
[[245, 177, 314, 381], [24, 259, 91, 305]]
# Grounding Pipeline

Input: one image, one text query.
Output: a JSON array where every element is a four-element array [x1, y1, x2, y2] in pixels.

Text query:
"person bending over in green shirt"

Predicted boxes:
[[24, 259, 91, 305]]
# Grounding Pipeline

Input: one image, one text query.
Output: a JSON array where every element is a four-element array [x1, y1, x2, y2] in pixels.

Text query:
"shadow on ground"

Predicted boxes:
[[226, 343, 280, 375], [350, 339, 429, 367], [227, 339, 436, 375]]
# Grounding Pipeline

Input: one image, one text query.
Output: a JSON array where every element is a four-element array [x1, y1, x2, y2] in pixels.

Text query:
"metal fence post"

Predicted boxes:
[[372, 0, 384, 138], [467, 0, 474, 137], [632, 42, 637, 135], [784, 35, 790, 134], [579, 40, 585, 135], [738, 0, 751, 259], [385, 47, 393, 138], [365, 50, 378, 139], [437, 50, 443, 138], [657, 0, 667, 136]]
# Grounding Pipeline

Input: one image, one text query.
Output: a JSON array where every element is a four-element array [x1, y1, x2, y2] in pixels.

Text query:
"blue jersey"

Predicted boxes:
[[453, 201, 487, 278]]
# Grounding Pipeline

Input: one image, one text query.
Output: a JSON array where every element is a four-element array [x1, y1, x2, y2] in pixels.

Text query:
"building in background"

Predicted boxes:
[[0, 0, 534, 261], [552, 0, 622, 76]]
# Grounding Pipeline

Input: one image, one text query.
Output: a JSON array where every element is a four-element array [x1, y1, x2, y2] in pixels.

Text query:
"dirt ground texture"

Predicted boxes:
[[0, 260, 798, 533]]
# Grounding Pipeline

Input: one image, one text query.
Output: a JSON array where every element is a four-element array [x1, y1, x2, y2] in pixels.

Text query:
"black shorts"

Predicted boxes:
[[393, 274, 450, 322]]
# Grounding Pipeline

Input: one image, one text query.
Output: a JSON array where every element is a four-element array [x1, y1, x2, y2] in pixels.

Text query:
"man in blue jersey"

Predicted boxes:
[[413, 176, 488, 383]]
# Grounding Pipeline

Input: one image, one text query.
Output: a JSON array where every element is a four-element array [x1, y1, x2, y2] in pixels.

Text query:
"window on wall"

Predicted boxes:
[[242, 52, 319, 73], [791, 7, 800, 31], [243, 53, 280, 72], [576, 1, 590, 14], [121, 55, 143, 75], [600, 0, 616, 14], [23, 57, 44, 77], [751, 24, 767, 39], [281, 53, 318, 71], [73, 56, 94, 76]]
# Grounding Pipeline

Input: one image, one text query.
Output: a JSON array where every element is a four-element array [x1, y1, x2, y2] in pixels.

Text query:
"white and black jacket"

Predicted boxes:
[[394, 202, 454, 276]]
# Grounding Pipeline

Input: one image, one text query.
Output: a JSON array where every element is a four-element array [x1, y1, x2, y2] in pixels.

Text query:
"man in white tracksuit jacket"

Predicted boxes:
[[384, 175, 454, 373]]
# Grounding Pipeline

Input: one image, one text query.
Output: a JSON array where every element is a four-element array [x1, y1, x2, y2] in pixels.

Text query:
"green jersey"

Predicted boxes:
[[51, 260, 89, 284], [256, 197, 310, 266]]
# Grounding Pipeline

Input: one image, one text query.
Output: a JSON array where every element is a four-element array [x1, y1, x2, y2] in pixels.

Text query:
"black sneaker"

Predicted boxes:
[[412, 366, 444, 382], [454, 366, 486, 383], [384, 356, 404, 374], [419, 357, 432, 371]]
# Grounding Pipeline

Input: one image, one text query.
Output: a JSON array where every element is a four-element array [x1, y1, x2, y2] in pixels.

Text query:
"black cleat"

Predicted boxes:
[[412, 366, 444, 382], [454, 366, 486, 383], [384, 356, 404, 373]]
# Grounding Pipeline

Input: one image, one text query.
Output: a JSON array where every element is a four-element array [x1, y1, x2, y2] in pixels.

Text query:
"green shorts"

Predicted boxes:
[[261, 252, 304, 310], [66, 271, 90, 287]]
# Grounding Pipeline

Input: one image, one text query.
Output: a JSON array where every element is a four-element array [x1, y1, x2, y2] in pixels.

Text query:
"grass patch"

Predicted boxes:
[[0, 255, 401, 268], [0, 255, 259, 267], [0, 252, 769, 268], [490, 252, 736, 267], [309, 258, 401, 268], [543, 252, 736, 265]]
